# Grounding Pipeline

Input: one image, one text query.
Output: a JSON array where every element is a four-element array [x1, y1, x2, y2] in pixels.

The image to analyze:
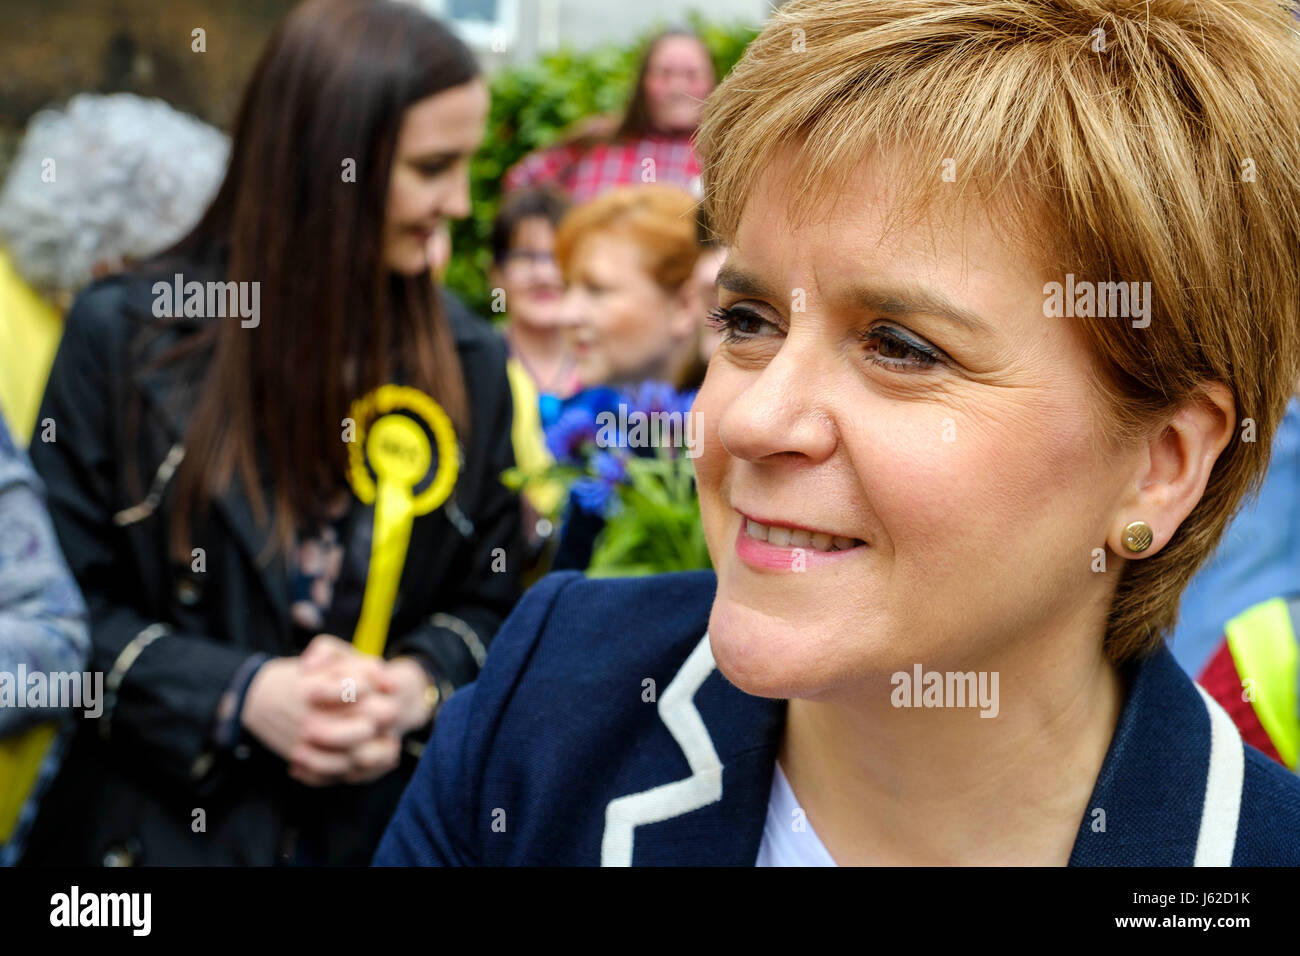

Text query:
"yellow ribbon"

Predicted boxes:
[[0, 722, 56, 843], [346, 385, 458, 657]]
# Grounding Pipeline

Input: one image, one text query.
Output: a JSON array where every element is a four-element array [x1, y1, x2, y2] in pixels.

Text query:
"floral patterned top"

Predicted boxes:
[[289, 491, 352, 635], [0, 416, 89, 734], [0, 413, 89, 864]]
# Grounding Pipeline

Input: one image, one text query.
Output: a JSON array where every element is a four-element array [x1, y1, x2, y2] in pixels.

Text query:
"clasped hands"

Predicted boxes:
[[241, 634, 434, 786]]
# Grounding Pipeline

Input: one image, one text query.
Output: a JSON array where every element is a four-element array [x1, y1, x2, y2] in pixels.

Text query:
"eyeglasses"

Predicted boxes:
[[504, 250, 557, 268]]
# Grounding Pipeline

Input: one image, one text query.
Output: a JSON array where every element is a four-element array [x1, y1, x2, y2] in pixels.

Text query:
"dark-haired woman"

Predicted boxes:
[[503, 30, 716, 202], [21, 0, 521, 866]]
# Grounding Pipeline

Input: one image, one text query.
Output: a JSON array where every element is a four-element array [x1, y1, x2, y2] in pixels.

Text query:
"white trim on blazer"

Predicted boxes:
[[601, 635, 1250, 867], [1193, 684, 1244, 866], [602, 634, 721, 866]]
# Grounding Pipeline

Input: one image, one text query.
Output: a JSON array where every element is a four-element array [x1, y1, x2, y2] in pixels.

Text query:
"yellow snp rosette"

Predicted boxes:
[[346, 385, 458, 657]]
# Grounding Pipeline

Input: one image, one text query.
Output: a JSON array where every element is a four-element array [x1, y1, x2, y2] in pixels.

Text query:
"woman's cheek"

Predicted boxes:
[[692, 374, 740, 532], [609, 294, 653, 374], [868, 401, 1100, 567], [838, 403, 1002, 541], [386, 169, 418, 222]]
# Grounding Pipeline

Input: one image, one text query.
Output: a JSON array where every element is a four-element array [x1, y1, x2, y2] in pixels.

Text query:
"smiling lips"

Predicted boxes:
[[739, 508, 865, 548], [743, 516, 862, 552], [733, 511, 866, 571]]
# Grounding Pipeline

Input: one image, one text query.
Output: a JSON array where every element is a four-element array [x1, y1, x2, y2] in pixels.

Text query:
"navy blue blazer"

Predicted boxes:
[[375, 571, 1300, 866]]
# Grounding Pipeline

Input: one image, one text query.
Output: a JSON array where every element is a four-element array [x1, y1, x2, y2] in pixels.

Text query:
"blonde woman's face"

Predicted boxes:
[[559, 231, 688, 387], [695, 153, 1138, 701]]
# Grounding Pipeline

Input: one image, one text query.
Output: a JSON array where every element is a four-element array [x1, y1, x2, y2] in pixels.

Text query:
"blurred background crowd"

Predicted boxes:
[[0, 0, 1297, 867]]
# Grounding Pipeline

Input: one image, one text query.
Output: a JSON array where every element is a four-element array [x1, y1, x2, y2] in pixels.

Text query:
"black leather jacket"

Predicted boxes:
[[21, 269, 523, 865]]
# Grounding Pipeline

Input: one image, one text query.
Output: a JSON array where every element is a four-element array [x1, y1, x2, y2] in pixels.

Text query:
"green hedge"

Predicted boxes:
[[444, 13, 758, 317]]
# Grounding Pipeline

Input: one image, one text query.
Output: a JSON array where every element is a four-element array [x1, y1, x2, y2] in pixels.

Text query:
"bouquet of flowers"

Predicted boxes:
[[531, 382, 711, 577]]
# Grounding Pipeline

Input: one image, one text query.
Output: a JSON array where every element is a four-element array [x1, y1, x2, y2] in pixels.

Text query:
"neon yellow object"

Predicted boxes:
[[0, 246, 62, 446], [506, 357, 565, 517], [0, 721, 56, 843], [346, 385, 459, 657], [1224, 597, 1300, 770], [0, 244, 63, 845]]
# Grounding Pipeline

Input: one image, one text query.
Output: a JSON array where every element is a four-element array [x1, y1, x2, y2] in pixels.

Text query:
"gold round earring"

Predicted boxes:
[[1122, 520, 1153, 553]]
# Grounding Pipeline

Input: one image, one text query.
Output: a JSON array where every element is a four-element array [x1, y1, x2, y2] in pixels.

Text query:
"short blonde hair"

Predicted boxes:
[[697, 0, 1300, 663], [555, 185, 701, 291]]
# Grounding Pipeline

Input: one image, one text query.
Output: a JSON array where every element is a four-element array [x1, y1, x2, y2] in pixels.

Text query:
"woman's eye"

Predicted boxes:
[[707, 308, 942, 372], [417, 160, 453, 178], [708, 306, 777, 341], [860, 326, 942, 370]]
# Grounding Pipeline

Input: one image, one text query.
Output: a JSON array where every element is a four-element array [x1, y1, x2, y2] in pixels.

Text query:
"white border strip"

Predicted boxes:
[[601, 634, 721, 866], [1192, 683, 1245, 867]]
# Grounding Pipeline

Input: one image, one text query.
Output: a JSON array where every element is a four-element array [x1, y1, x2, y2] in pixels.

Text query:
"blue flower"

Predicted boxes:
[[545, 406, 599, 465], [627, 381, 673, 415], [591, 449, 629, 485], [624, 381, 697, 418], [545, 386, 627, 464], [571, 475, 615, 515], [616, 381, 699, 459]]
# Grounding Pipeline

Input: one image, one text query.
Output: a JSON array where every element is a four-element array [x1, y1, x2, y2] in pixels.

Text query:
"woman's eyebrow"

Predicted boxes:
[[716, 265, 779, 300], [718, 264, 993, 337], [847, 283, 993, 336]]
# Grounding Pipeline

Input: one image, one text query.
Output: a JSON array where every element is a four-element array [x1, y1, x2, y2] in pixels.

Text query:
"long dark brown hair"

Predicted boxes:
[[161, 0, 476, 560], [614, 29, 713, 141]]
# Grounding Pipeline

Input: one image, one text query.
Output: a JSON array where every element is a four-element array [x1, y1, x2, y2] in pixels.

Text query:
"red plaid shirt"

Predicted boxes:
[[504, 134, 702, 202]]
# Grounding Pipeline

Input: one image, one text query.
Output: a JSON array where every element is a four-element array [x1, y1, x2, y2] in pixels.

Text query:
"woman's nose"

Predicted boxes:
[[716, 337, 838, 466], [440, 169, 472, 220], [537, 255, 562, 286]]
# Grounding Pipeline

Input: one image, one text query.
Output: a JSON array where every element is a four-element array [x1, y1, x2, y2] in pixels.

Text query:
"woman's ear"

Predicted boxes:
[[1108, 381, 1235, 558]]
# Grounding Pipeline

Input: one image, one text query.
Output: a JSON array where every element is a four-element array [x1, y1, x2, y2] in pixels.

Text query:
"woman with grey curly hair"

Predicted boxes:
[[0, 93, 227, 445]]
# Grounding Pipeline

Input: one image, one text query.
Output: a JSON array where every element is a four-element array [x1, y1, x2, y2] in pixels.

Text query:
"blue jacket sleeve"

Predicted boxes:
[[372, 571, 584, 866]]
